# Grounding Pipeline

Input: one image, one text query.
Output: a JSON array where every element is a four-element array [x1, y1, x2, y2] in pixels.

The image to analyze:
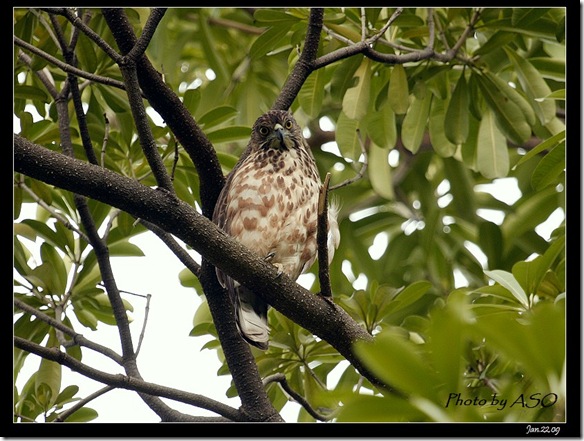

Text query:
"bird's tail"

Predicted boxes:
[[234, 285, 269, 350]]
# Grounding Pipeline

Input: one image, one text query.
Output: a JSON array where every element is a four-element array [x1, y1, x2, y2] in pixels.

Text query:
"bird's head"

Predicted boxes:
[[252, 110, 302, 151]]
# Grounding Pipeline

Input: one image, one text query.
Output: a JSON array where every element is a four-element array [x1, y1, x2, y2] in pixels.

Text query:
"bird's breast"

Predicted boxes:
[[225, 148, 321, 278]]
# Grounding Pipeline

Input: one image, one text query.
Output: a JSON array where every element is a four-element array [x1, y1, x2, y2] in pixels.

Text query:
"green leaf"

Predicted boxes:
[[14, 85, 49, 103], [473, 302, 564, 388], [40, 242, 68, 295], [542, 89, 565, 100], [253, 8, 299, 24], [475, 73, 531, 146], [36, 332, 62, 409], [336, 395, 424, 422], [502, 186, 559, 242], [389, 281, 432, 315], [512, 234, 565, 295], [530, 141, 565, 190], [444, 73, 469, 145], [335, 111, 361, 162], [401, 82, 432, 153], [512, 8, 550, 26], [108, 241, 145, 257], [206, 126, 251, 144], [74, 306, 98, 330], [76, 33, 98, 73], [515, 130, 565, 167], [54, 385, 79, 406], [198, 13, 228, 81], [484, 269, 529, 309], [355, 329, 440, 400], [387, 64, 409, 114], [365, 103, 396, 149], [342, 58, 371, 120], [183, 88, 201, 115], [249, 26, 291, 60], [330, 55, 362, 102], [298, 68, 325, 118], [478, 221, 503, 270], [95, 84, 129, 113], [506, 49, 556, 125], [429, 97, 457, 157], [426, 292, 469, 393], [62, 407, 98, 422], [368, 144, 394, 200], [476, 109, 509, 179], [485, 71, 536, 127], [198, 106, 238, 129]]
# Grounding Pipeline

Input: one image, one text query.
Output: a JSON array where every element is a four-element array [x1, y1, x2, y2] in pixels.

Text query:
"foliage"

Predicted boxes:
[[13, 7, 566, 424]]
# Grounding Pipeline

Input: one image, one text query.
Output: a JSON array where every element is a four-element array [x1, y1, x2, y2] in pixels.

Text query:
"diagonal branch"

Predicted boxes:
[[14, 135, 391, 394], [272, 8, 324, 111], [101, 8, 224, 218], [14, 298, 123, 364], [14, 336, 240, 422], [14, 36, 128, 91]]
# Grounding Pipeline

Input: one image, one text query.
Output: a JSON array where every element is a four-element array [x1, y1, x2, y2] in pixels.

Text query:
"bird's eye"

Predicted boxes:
[[284, 120, 293, 130], [259, 126, 269, 136]]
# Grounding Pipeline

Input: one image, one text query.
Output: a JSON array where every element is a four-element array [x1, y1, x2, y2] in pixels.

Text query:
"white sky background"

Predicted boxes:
[[14, 108, 566, 423]]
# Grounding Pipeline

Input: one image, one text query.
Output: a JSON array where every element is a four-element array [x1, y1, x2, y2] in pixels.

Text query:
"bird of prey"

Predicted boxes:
[[212, 109, 340, 350]]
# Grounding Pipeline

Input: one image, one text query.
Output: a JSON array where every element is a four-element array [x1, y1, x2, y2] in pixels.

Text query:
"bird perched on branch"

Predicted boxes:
[[212, 110, 340, 350]]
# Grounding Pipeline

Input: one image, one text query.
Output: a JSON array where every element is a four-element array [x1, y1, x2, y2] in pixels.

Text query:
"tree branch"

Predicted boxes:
[[272, 8, 324, 111], [317, 173, 333, 298], [263, 373, 333, 422], [14, 135, 389, 393], [14, 336, 240, 422], [14, 298, 123, 364], [14, 36, 128, 91], [101, 8, 224, 218]]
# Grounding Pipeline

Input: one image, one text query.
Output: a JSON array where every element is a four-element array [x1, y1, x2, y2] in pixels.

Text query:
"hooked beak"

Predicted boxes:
[[274, 123, 285, 143]]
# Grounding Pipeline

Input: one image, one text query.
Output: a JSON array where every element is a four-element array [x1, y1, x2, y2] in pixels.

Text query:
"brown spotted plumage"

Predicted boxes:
[[212, 110, 340, 350]]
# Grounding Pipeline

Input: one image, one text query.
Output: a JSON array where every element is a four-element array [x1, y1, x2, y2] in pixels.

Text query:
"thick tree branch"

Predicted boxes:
[[272, 8, 324, 111], [98, 8, 285, 421], [101, 8, 224, 218], [14, 135, 388, 393]]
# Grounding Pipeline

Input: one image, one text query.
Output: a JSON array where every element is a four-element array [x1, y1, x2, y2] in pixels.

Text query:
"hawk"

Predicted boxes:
[[212, 110, 340, 350]]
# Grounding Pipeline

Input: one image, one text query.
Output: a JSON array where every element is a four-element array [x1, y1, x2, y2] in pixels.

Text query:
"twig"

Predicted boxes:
[[135, 293, 151, 358], [119, 61, 175, 193], [60, 8, 123, 63], [140, 219, 202, 278], [93, 284, 150, 358], [263, 373, 334, 421], [367, 8, 403, 45], [14, 36, 129, 92], [315, 7, 481, 68], [54, 385, 115, 422], [360, 8, 367, 41], [14, 336, 244, 421], [317, 173, 332, 298], [15, 180, 91, 243], [14, 298, 123, 364], [101, 113, 110, 168], [329, 129, 368, 191], [124, 9, 167, 63]]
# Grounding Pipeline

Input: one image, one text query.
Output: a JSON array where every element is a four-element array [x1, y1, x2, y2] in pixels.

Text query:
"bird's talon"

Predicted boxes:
[[273, 263, 284, 278], [264, 252, 276, 261]]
